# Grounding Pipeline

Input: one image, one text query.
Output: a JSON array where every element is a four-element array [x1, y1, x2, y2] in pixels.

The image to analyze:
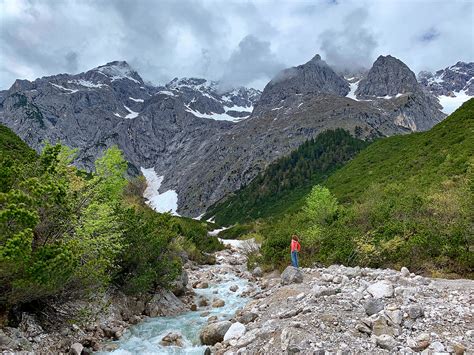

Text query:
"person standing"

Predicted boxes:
[[290, 235, 301, 268]]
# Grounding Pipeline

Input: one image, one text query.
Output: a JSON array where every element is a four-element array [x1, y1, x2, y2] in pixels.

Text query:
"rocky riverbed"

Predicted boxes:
[[1, 239, 472, 354], [210, 263, 473, 354]]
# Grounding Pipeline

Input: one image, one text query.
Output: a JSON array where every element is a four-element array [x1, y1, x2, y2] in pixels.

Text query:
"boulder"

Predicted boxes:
[[160, 332, 184, 347], [195, 282, 209, 289], [171, 270, 189, 296], [200, 321, 232, 345], [223, 322, 246, 341], [236, 311, 258, 324], [212, 299, 225, 308], [252, 267, 263, 277], [281, 266, 303, 285], [408, 304, 424, 319], [367, 281, 394, 299], [364, 298, 384, 316], [144, 289, 187, 317], [70, 343, 84, 355], [400, 267, 410, 277], [229, 285, 239, 292]]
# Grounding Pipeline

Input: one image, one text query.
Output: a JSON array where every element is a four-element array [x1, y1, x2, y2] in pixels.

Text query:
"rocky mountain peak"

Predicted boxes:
[[93, 60, 143, 84], [418, 61, 474, 96], [253, 54, 349, 115], [355, 55, 419, 98]]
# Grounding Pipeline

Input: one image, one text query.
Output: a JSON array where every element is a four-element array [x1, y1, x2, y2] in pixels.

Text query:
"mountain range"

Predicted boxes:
[[0, 55, 472, 217]]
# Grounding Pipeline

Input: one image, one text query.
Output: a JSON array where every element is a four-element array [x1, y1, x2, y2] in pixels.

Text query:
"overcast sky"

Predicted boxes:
[[1, 0, 473, 89]]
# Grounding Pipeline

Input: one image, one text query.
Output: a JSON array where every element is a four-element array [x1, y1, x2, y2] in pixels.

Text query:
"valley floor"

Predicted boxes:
[[1, 241, 472, 354]]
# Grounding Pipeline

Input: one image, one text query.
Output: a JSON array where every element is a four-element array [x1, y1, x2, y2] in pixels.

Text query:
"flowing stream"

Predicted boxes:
[[100, 240, 252, 354]]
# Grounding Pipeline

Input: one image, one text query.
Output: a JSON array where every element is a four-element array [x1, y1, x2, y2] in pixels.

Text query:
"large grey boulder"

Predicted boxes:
[[281, 266, 303, 285], [144, 289, 187, 317], [171, 270, 189, 296], [199, 320, 232, 345]]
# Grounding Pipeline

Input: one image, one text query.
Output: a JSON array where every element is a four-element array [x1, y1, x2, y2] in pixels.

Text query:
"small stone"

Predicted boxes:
[[252, 267, 263, 277], [190, 304, 197, 311], [229, 285, 239, 292], [430, 341, 445, 352], [199, 298, 208, 307], [212, 299, 225, 308], [453, 342, 466, 355], [408, 305, 424, 319], [200, 311, 210, 317], [385, 309, 403, 325], [400, 267, 410, 277], [375, 334, 398, 350], [195, 282, 209, 289], [356, 323, 372, 334], [160, 332, 184, 347], [70, 343, 83, 355]]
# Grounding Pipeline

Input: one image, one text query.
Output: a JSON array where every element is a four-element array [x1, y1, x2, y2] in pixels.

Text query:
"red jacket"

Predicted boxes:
[[291, 239, 301, 252]]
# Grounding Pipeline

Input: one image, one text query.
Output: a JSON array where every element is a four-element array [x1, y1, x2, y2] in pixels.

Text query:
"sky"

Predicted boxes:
[[1, 0, 473, 90]]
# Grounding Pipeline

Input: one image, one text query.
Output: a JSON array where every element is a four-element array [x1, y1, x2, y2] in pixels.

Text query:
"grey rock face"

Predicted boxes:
[[419, 62, 474, 96], [0, 56, 448, 217], [353, 55, 445, 131], [253, 54, 349, 116], [356, 55, 420, 97]]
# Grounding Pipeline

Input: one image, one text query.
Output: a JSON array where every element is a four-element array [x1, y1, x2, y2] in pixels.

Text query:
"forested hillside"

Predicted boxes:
[[205, 129, 370, 225], [244, 100, 473, 277], [0, 125, 221, 312]]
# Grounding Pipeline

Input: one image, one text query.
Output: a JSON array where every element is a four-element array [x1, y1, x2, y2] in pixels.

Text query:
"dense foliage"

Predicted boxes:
[[0, 125, 222, 310], [204, 129, 370, 225], [252, 100, 473, 277]]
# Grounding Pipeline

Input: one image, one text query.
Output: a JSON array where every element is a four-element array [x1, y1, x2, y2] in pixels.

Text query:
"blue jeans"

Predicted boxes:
[[291, 251, 299, 268]]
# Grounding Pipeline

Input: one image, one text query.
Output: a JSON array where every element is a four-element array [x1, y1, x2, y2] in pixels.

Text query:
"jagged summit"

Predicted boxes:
[[355, 55, 420, 98], [93, 60, 143, 84], [254, 54, 349, 115]]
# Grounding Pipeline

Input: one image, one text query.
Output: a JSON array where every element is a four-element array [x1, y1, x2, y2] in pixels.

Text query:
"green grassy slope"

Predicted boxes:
[[258, 99, 473, 275], [325, 99, 474, 202]]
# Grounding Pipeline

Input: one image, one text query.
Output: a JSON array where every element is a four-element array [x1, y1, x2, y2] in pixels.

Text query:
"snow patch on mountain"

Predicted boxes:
[[49, 82, 78, 94], [346, 81, 360, 100], [438, 90, 471, 114], [140, 167, 179, 215], [95, 62, 141, 84], [124, 105, 139, 119], [68, 79, 107, 89]]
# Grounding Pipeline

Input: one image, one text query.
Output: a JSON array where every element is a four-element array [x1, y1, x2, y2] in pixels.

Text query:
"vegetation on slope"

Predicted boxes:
[[0, 126, 222, 312], [205, 129, 370, 225], [247, 100, 473, 277]]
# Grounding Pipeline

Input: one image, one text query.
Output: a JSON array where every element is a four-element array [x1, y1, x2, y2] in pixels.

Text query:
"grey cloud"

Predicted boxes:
[[419, 28, 441, 43], [65, 51, 79, 72], [220, 35, 284, 90], [0, 0, 473, 89], [318, 8, 377, 73]]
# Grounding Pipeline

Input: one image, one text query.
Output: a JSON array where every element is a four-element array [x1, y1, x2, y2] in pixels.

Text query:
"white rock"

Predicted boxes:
[[367, 281, 394, 299], [70, 343, 83, 355], [429, 341, 445, 352], [223, 322, 246, 341], [400, 267, 410, 277]]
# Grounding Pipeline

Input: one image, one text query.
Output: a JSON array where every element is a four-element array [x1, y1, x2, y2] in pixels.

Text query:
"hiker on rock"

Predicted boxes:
[[290, 235, 301, 268]]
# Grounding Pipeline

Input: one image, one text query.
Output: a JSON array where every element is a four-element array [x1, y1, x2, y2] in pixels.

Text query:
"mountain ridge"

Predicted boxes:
[[0, 55, 471, 217]]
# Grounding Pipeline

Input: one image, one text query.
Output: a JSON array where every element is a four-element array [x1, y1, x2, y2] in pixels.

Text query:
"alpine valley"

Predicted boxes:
[[1, 55, 472, 217]]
